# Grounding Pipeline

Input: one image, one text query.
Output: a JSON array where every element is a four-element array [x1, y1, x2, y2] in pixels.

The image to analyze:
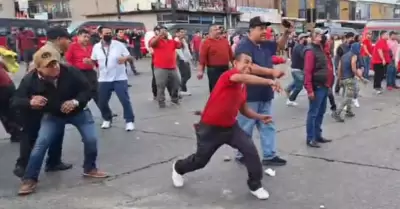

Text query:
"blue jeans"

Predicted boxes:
[[23, 109, 98, 181], [362, 56, 371, 79], [98, 80, 135, 122], [386, 63, 397, 87], [287, 70, 304, 101], [236, 101, 276, 160], [306, 87, 328, 142]]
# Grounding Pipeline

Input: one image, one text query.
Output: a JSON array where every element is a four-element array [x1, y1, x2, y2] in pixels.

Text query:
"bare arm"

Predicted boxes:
[[277, 32, 290, 50], [351, 55, 363, 79], [230, 73, 275, 86], [149, 35, 163, 48], [251, 64, 275, 76], [363, 45, 371, 57], [337, 60, 342, 80], [239, 103, 262, 120], [378, 49, 385, 63]]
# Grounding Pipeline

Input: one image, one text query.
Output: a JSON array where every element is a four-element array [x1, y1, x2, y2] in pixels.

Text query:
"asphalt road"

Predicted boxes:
[[1, 59, 400, 209]]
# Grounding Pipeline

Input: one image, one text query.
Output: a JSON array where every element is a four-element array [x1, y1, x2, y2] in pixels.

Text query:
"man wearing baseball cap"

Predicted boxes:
[[234, 16, 291, 186], [303, 28, 334, 148], [15, 47, 108, 195]]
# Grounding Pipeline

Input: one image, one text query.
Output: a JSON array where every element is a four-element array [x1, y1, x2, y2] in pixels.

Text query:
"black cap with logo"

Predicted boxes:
[[249, 16, 271, 28]]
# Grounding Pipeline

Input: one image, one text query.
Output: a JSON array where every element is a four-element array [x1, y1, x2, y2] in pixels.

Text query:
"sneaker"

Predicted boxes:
[[286, 99, 298, 106], [171, 99, 180, 105], [387, 86, 393, 91], [172, 162, 184, 187], [45, 162, 73, 172], [125, 122, 135, 131], [331, 112, 345, 123], [83, 169, 109, 178], [345, 111, 356, 118], [375, 89, 382, 95], [13, 165, 25, 178], [250, 187, 269, 200], [180, 91, 192, 96], [262, 156, 287, 166], [101, 121, 111, 129], [18, 179, 37, 195], [353, 99, 360, 108]]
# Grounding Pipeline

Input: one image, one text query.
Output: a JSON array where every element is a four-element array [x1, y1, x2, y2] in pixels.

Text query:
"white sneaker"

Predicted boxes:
[[353, 99, 360, 108], [343, 105, 348, 111], [375, 90, 382, 95], [286, 99, 298, 106], [101, 121, 111, 129], [172, 162, 184, 187], [180, 91, 192, 96], [250, 187, 269, 200], [125, 122, 135, 131]]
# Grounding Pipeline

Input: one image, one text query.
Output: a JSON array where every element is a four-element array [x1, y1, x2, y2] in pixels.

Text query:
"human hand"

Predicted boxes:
[[117, 57, 127, 64], [308, 92, 315, 100], [197, 71, 204, 80], [272, 70, 285, 78], [83, 58, 92, 65], [61, 100, 78, 113], [30, 95, 47, 109], [272, 80, 282, 93], [258, 114, 273, 124]]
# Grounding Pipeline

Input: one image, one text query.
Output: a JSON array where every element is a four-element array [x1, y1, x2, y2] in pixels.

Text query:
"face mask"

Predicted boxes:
[[103, 35, 112, 43]]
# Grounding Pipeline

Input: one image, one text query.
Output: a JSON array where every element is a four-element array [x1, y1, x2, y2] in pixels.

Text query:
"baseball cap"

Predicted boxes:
[[47, 27, 71, 40], [33, 47, 61, 68], [298, 32, 310, 39], [153, 25, 167, 31], [249, 16, 271, 28], [312, 28, 328, 35]]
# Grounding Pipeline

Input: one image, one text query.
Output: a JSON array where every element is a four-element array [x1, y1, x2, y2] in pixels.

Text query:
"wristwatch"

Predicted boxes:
[[72, 99, 79, 106]]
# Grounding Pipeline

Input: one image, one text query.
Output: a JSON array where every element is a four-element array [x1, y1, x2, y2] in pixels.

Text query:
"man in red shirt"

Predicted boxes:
[[361, 32, 373, 78], [197, 24, 233, 92], [65, 29, 100, 105], [17, 27, 37, 71], [372, 31, 390, 94], [190, 31, 202, 65], [172, 52, 277, 200], [149, 25, 182, 108]]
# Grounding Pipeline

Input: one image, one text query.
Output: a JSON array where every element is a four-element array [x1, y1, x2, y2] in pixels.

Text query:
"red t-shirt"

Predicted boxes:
[[201, 69, 246, 127], [149, 37, 181, 69], [361, 39, 373, 57], [191, 36, 202, 52], [65, 42, 93, 70], [17, 30, 36, 50], [372, 38, 391, 64]]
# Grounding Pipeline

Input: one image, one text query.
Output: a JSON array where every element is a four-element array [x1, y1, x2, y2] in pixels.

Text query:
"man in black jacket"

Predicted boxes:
[[15, 47, 108, 195]]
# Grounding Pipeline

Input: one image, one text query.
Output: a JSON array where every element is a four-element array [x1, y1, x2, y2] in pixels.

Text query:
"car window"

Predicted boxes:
[[369, 29, 400, 43]]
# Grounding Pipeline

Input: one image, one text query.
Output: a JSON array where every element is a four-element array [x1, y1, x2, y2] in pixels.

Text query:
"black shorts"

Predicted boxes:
[[23, 49, 35, 63]]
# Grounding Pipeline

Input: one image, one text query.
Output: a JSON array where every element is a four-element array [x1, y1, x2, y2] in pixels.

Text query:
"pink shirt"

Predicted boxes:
[[387, 39, 398, 58]]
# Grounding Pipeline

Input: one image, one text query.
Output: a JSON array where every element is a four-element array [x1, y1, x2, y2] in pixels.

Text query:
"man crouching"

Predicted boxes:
[[14, 47, 108, 195]]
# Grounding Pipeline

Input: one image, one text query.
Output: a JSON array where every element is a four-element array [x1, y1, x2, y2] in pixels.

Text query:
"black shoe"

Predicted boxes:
[[262, 156, 287, 166], [171, 99, 180, 105], [307, 141, 321, 148], [13, 165, 25, 178], [316, 137, 332, 143], [345, 111, 355, 118], [45, 162, 73, 172], [10, 135, 20, 143], [331, 112, 345, 122], [128, 84, 132, 87], [134, 72, 140, 76]]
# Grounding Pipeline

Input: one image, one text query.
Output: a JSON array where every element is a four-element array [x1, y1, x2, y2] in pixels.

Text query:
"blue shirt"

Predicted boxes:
[[235, 37, 275, 102]]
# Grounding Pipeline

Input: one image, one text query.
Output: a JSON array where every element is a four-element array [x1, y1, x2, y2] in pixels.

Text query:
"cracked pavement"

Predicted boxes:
[[1, 60, 400, 209]]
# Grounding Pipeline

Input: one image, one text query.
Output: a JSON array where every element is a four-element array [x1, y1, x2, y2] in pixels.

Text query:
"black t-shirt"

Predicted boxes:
[[130, 33, 142, 45], [90, 34, 101, 45]]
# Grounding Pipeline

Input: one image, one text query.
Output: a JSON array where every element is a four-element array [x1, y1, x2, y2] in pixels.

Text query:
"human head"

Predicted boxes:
[[390, 31, 397, 40], [234, 52, 252, 74], [195, 30, 200, 36], [100, 26, 113, 43], [354, 35, 360, 43], [381, 31, 389, 40], [77, 29, 90, 45], [298, 33, 309, 44], [33, 47, 61, 80], [248, 16, 271, 42], [365, 31, 372, 40], [350, 42, 361, 55], [154, 25, 168, 38], [116, 29, 125, 38], [345, 32, 355, 43], [208, 24, 222, 39], [175, 28, 185, 38], [311, 28, 327, 44], [46, 27, 71, 52]]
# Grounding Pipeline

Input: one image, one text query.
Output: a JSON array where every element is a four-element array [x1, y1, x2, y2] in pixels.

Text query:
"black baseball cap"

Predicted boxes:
[[47, 27, 71, 40], [249, 16, 271, 28], [345, 32, 355, 38]]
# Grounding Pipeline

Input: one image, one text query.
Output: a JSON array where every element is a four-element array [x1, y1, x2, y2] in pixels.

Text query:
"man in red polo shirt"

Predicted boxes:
[[172, 52, 277, 200], [371, 31, 391, 94], [65, 29, 99, 105], [361, 32, 373, 78], [149, 25, 182, 108]]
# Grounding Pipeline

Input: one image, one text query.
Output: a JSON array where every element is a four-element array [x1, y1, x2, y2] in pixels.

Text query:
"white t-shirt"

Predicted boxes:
[[91, 40, 130, 82]]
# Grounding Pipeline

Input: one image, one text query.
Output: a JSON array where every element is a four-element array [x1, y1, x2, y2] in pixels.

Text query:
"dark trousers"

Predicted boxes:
[[175, 122, 263, 191], [151, 58, 173, 98], [328, 89, 337, 111], [178, 59, 191, 92], [134, 46, 141, 60], [207, 66, 228, 93], [373, 63, 386, 89], [16, 114, 64, 169], [0, 83, 22, 141]]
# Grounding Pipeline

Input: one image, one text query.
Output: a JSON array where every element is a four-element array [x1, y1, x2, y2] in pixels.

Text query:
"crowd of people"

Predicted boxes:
[[0, 15, 397, 200]]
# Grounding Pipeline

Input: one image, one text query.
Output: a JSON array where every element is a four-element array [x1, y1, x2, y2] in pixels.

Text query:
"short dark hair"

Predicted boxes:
[[381, 30, 388, 36], [345, 32, 355, 39], [47, 27, 70, 40], [99, 26, 111, 33], [176, 28, 184, 33], [77, 29, 89, 35], [390, 31, 397, 36], [195, 30, 200, 33], [234, 52, 251, 61]]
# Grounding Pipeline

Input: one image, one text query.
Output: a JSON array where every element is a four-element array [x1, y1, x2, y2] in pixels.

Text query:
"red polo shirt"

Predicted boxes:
[[200, 38, 233, 67], [361, 38, 373, 57], [150, 37, 181, 69], [201, 69, 246, 127], [65, 42, 94, 70]]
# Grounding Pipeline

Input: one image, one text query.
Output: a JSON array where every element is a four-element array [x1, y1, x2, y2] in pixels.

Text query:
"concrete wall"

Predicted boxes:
[[0, 0, 15, 18], [84, 13, 158, 31]]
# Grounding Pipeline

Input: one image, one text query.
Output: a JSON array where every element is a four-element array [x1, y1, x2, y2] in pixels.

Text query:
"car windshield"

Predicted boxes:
[[67, 21, 84, 34]]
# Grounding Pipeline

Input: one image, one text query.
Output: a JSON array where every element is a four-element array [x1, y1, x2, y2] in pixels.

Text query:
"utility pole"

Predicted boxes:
[[116, 0, 121, 20], [171, 0, 177, 23]]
